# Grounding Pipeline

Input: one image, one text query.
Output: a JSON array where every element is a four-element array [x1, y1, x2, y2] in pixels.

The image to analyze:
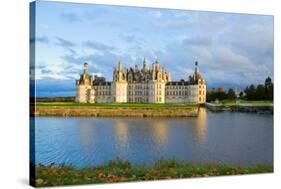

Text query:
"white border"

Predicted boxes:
[[0, 0, 280, 188]]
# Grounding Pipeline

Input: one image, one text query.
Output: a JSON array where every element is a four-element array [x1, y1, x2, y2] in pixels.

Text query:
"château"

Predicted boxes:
[[75, 58, 206, 104]]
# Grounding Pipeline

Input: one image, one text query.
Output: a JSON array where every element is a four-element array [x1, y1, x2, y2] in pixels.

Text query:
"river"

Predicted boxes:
[[34, 108, 273, 168]]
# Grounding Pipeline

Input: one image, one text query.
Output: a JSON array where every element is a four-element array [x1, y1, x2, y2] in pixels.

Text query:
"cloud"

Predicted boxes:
[[119, 34, 137, 43], [156, 11, 227, 32], [36, 79, 75, 97], [55, 37, 77, 55], [55, 37, 76, 48], [151, 10, 162, 18], [60, 12, 81, 23], [61, 50, 134, 79], [220, 20, 273, 60], [182, 35, 213, 46], [83, 40, 115, 52], [34, 3, 273, 96]]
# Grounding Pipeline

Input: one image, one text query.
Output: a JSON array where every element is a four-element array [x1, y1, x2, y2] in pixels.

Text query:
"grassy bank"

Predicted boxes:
[[34, 102, 198, 109], [34, 160, 273, 187], [220, 100, 273, 107], [205, 100, 273, 114]]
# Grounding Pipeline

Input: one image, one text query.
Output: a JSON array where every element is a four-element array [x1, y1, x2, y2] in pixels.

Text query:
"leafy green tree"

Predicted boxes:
[[256, 84, 265, 100], [206, 88, 227, 102], [227, 88, 236, 100], [239, 92, 244, 98], [264, 77, 273, 100], [244, 84, 256, 100], [243, 77, 273, 101]]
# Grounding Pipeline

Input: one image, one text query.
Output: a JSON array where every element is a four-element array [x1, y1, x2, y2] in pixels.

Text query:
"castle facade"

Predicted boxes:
[[75, 58, 206, 104]]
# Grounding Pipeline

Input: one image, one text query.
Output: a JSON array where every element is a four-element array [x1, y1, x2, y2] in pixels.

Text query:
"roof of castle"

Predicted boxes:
[[92, 76, 111, 86], [93, 81, 111, 86], [166, 81, 192, 86]]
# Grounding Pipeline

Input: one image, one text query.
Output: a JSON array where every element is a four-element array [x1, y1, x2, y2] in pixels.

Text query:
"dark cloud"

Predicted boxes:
[[62, 52, 116, 79], [36, 79, 75, 97], [56, 37, 76, 48], [41, 69, 53, 74], [55, 37, 77, 55]]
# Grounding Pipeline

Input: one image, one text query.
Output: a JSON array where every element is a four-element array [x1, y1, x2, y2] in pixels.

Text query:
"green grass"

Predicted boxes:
[[34, 159, 273, 187], [34, 102, 198, 109], [220, 100, 273, 106]]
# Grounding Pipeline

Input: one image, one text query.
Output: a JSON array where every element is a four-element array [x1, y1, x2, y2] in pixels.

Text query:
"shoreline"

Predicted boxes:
[[32, 159, 273, 187], [32, 106, 199, 117], [205, 102, 273, 114]]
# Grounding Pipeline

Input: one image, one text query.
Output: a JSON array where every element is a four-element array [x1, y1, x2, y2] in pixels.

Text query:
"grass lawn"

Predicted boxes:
[[34, 159, 273, 187], [34, 102, 198, 109], [220, 100, 273, 106]]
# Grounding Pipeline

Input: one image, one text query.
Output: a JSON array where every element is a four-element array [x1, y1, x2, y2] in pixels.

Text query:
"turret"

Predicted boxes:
[[84, 62, 88, 75], [155, 59, 159, 70], [113, 67, 117, 81], [117, 61, 124, 81], [143, 57, 147, 72], [168, 72, 171, 82], [195, 61, 199, 75], [194, 61, 203, 82], [152, 63, 156, 71], [135, 64, 138, 71], [118, 61, 122, 72]]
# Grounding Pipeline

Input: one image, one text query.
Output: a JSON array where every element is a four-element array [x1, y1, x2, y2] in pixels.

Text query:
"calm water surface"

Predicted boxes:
[[34, 108, 273, 167]]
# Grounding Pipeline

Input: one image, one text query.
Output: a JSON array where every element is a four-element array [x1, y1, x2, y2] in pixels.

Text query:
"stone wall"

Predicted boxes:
[[33, 107, 198, 117]]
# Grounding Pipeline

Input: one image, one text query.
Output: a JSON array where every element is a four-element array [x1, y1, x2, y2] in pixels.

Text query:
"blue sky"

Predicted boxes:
[[31, 1, 273, 97]]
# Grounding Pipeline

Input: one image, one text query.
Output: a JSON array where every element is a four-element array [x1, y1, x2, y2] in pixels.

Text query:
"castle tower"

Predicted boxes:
[[152, 63, 156, 80], [118, 61, 123, 81], [155, 59, 159, 70], [75, 62, 94, 103], [84, 62, 89, 75], [194, 61, 203, 81], [143, 57, 147, 72], [193, 61, 206, 104], [118, 61, 122, 71], [168, 72, 171, 82], [195, 61, 199, 76], [112, 61, 128, 103], [113, 67, 117, 81]]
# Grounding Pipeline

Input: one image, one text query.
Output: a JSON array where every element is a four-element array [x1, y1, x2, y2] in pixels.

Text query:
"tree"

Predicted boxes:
[[256, 84, 265, 100], [227, 88, 236, 100], [244, 84, 256, 100], [239, 92, 244, 98], [239, 77, 273, 101], [264, 77, 273, 100], [206, 88, 227, 102]]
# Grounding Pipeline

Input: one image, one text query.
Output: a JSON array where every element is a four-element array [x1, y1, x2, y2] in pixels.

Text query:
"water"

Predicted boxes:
[[34, 108, 273, 168]]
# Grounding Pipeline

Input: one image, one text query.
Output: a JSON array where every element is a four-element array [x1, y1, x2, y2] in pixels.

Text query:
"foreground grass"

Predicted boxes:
[[34, 102, 198, 109], [34, 159, 273, 187]]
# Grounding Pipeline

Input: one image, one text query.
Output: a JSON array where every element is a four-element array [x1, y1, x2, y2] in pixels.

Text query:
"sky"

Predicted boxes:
[[31, 1, 274, 97]]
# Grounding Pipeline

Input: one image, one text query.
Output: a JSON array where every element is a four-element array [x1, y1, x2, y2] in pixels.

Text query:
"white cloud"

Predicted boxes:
[[151, 10, 162, 18]]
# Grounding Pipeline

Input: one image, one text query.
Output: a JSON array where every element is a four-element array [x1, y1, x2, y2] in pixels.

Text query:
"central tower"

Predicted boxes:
[[112, 61, 128, 103]]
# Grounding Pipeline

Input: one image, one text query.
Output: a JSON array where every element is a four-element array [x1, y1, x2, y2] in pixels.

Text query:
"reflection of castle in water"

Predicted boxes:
[[114, 120, 129, 148], [78, 110, 208, 155], [78, 119, 97, 152], [195, 108, 208, 143], [150, 120, 170, 148]]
